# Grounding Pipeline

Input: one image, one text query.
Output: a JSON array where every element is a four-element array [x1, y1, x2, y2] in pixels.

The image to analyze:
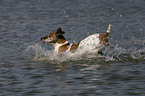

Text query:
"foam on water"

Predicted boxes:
[[103, 43, 145, 62], [24, 43, 103, 62], [25, 41, 145, 63]]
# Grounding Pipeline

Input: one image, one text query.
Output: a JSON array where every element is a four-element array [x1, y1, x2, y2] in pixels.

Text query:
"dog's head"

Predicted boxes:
[[41, 27, 66, 44]]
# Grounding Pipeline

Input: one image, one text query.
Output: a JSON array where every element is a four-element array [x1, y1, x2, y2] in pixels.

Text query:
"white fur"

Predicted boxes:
[[54, 41, 69, 53], [66, 44, 72, 52], [54, 34, 103, 54], [78, 34, 104, 53]]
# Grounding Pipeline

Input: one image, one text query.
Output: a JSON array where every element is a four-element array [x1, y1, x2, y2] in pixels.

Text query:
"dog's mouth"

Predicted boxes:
[[41, 37, 57, 44], [41, 37, 49, 43]]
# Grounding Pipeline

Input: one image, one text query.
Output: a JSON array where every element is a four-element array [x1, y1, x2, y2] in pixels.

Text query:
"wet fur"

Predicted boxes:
[[41, 25, 111, 53]]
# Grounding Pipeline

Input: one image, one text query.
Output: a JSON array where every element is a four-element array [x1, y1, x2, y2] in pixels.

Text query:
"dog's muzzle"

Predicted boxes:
[[41, 37, 47, 43], [41, 36, 48, 40]]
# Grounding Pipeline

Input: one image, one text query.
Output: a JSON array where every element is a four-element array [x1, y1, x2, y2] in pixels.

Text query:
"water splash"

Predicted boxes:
[[25, 44, 56, 61], [24, 43, 103, 62], [103, 43, 145, 62], [24, 42, 145, 63]]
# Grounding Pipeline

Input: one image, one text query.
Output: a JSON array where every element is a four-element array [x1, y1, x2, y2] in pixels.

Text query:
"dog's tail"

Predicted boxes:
[[106, 24, 111, 37]]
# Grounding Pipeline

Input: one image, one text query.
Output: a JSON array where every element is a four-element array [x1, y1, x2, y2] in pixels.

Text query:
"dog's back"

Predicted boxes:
[[77, 24, 111, 53]]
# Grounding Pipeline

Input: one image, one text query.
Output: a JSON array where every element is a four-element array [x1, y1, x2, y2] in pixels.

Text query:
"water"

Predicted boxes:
[[0, 0, 145, 95]]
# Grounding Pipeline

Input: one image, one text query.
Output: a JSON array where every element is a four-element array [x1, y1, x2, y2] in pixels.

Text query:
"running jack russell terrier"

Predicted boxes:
[[41, 24, 111, 54]]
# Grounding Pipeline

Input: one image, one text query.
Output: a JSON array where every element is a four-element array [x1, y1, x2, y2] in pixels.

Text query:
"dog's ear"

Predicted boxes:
[[56, 27, 65, 36]]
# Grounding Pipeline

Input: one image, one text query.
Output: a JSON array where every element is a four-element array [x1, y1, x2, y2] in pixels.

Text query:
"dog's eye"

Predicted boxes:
[[48, 35, 50, 37]]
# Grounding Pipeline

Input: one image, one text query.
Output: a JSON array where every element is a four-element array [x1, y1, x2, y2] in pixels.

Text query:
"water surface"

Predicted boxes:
[[0, 0, 145, 96]]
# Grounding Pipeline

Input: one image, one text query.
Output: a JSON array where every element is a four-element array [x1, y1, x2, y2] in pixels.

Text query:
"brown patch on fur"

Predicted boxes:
[[70, 43, 79, 53], [58, 43, 70, 53], [58, 43, 80, 53], [99, 24, 111, 45], [99, 33, 109, 45], [41, 27, 66, 44], [57, 38, 66, 44], [49, 31, 66, 44]]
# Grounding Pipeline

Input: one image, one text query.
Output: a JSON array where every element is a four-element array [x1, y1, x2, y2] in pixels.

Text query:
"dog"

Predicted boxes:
[[41, 24, 111, 54]]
